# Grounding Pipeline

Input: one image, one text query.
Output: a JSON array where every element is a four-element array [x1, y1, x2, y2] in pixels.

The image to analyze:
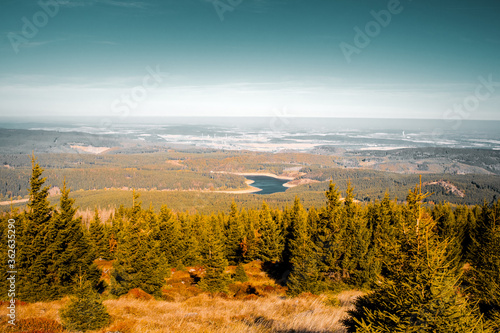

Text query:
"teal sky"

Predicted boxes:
[[0, 0, 499, 119]]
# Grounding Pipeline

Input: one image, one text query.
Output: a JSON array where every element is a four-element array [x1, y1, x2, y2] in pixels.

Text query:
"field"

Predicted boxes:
[[1, 261, 362, 333]]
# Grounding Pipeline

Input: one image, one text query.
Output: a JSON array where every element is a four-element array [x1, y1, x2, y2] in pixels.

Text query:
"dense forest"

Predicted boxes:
[[2, 152, 500, 208], [1, 157, 499, 331]]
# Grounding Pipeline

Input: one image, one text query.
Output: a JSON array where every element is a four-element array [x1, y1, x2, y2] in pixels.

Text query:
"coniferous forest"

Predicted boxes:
[[1, 157, 500, 332]]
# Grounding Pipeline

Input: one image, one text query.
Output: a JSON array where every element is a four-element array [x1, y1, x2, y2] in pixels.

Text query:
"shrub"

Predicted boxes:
[[60, 278, 111, 332], [233, 263, 249, 282]]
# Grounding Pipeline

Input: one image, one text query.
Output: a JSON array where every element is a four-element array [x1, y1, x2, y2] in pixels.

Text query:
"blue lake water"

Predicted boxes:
[[245, 175, 289, 195]]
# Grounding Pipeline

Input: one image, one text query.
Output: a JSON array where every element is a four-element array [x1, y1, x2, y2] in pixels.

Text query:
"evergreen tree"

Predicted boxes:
[[258, 201, 283, 262], [233, 263, 249, 282], [18, 155, 54, 302], [225, 202, 244, 264], [179, 212, 202, 266], [60, 275, 110, 332], [286, 197, 322, 296], [110, 192, 167, 297], [240, 213, 260, 263], [47, 181, 101, 297], [199, 215, 230, 293], [466, 201, 500, 327], [343, 184, 488, 332], [331, 181, 372, 286], [315, 181, 345, 281], [454, 205, 476, 262], [432, 202, 463, 266], [158, 205, 184, 268], [365, 193, 398, 286], [88, 208, 109, 260]]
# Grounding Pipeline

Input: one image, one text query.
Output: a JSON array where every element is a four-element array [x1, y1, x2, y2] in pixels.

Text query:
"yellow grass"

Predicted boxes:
[[0, 291, 363, 333]]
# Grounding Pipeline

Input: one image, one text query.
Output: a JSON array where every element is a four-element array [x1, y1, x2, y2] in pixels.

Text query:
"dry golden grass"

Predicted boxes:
[[0, 262, 364, 333], [0, 291, 363, 333]]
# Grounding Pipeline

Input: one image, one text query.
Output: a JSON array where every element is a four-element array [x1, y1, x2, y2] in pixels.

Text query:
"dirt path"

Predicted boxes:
[[0, 198, 29, 206]]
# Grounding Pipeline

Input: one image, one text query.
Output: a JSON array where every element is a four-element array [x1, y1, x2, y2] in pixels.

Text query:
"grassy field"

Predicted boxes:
[[0, 261, 362, 333], [0, 292, 361, 333]]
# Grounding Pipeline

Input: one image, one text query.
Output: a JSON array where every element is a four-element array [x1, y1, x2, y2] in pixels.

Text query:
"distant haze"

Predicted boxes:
[[1, 117, 499, 152]]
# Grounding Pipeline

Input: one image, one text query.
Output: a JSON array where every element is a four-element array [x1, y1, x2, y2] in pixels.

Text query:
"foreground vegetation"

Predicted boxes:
[[0, 288, 362, 333], [1, 157, 499, 332]]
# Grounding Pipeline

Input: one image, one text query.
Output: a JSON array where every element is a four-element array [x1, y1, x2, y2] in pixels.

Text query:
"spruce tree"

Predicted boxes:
[[241, 211, 260, 262], [258, 201, 283, 262], [343, 183, 489, 332], [18, 155, 54, 302], [225, 201, 244, 264], [47, 181, 100, 297], [466, 201, 500, 327], [233, 263, 249, 282], [432, 202, 463, 266], [199, 215, 230, 293], [60, 275, 110, 332], [110, 192, 167, 297], [88, 208, 109, 260], [340, 182, 372, 287], [158, 205, 184, 268], [286, 197, 322, 296], [315, 181, 345, 281], [179, 212, 201, 266]]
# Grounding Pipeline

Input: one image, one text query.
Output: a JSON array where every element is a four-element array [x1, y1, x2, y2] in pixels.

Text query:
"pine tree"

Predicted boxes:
[[46, 181, 100, 297], [343, 183, 489, 332], [365, 193, 397, 286], [240, 211, 260, 262], [88, 208, 109, 260], [110, 192, 167, 297], [432, 202, 463, 266], [315, 181, 345, 281], [158, 205, 184, 268], [466, 201, 500, 327], [454, 205, 476, 262], [286, 197, 322, 296], [179, 212, 202, 267], [340, 182, 372, 287], [60, 275, 110, 332], [233, 263, 249, 282], [199, 215, 230, 293], [258, 201, 283, 262], [18, 155, 54, 302], [225, 202, 244, 264]]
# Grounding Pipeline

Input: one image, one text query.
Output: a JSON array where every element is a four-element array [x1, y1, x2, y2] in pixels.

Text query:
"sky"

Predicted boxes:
[[0, 0, 499, 120]]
